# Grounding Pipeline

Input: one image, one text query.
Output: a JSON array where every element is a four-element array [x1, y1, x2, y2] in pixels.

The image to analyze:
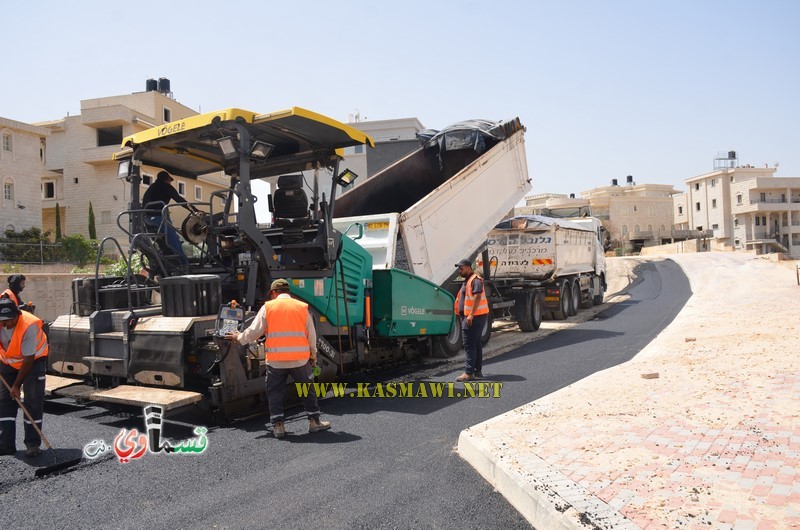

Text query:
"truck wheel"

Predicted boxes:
[[569, 279, 581, 316], [551, 280, 570, 320], [516, 291, 542, 332], [433, 318, 463, 358], [593, 278, 606, 306]]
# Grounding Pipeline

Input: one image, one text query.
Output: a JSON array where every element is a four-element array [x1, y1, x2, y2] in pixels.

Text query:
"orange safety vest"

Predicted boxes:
[[454, 273, 489, 317], [263, 297, 311, 362], [0, 311, 49, 369], [1, 289, 20, 306]]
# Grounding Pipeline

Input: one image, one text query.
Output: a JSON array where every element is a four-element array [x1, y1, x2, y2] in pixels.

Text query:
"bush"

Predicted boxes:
[[0, 227, 63, 263], [105, 252, 147, 278], [60, 234, 96, 267]]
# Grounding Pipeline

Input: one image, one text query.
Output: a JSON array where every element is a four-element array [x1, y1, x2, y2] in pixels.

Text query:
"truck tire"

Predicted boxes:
[[551, 280, 570, 320], [569, 278, 581, 316], [593, 277, 606, 306], [433, 318, 463, 358], [515, 291, 542, 332]]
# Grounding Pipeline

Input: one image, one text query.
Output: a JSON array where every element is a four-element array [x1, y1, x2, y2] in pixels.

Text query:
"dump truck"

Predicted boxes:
[[45, 108, 531, 421], [480, 213, 608, 332]]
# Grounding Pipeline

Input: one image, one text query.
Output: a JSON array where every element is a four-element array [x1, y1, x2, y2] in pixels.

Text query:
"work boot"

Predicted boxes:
[[308, 417, 331, 433], [273, 421, 285, 439], [25, 446, 41, 457], [456, 372, 474, 382]]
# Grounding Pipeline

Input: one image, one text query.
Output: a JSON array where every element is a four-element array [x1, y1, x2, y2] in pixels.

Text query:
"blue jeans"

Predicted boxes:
[[146, 215, 188, 266], [0, 358, 47, 450], [462, 314, 487, 375]]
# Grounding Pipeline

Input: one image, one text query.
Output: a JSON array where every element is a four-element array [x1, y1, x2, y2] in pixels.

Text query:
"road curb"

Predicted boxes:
[[458, 427, 637, 529]]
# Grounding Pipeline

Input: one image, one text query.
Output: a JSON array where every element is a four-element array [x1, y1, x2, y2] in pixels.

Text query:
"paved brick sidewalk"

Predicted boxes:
[[459, 253, 800, 529]]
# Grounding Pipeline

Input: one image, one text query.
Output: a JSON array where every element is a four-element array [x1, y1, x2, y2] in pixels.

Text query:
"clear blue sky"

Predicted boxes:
[[4, 1, 799, 196]]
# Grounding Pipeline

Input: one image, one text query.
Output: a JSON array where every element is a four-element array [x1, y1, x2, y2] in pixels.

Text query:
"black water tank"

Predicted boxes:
[[569, 193, 575, 198], [728, 150, 736, 159], [158, 77, 171, 94], [626, 175, 634, 183], [146, 78, 157, 92], [612, 179, 618, 186]]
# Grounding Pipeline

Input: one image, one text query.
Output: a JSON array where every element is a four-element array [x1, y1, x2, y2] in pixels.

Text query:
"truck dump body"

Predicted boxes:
[[488, 216, 599, 281], [335, 119, 531, 287]]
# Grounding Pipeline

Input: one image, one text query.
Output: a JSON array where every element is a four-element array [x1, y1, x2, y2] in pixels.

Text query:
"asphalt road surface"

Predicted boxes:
[[0, 260, 691, 529]]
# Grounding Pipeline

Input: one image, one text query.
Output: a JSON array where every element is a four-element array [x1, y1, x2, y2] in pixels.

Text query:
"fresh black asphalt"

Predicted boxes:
[[0, 259, 691, 529]]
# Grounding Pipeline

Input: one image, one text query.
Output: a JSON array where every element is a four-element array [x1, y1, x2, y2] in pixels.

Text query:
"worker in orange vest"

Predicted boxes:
[[1, 274, 35, 314], [0, 298, 49, 457], [453, 259, 489, 382], [226, 278, 331, 439]]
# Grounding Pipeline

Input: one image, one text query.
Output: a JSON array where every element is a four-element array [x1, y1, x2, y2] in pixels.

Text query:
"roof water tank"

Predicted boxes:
[[611, 179, 618, 186], [728, 150, 736, 159], [626, 175, 634, 183], [145, 78, 157, 92], [157, 77, 171, 94]]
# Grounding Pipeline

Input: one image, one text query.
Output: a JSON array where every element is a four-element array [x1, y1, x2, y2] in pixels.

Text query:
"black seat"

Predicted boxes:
[[273, 175, 310, 228]]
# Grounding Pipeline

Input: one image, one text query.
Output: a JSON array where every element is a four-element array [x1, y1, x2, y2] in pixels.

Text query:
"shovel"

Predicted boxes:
[[0, 374, 82, 477]]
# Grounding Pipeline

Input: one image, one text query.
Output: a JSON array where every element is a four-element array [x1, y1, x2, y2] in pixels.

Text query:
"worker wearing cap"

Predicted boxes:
[[142, 170, 190, 267], [1, 274, 34, 314], [225, 279, 331, 439], [453, 258, 489, 382], [0, 298, 49, 457]]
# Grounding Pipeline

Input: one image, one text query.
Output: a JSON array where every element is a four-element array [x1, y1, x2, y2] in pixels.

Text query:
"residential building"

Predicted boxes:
[[37, 80, 228, 244], [582, 177, 680, 250], [515, 193, 569, 215], [0, 117, 54, 232], [676, 154, 800, 257]]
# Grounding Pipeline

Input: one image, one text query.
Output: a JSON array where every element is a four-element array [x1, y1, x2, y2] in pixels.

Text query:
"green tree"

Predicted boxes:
[[88, 201, 97, 240], [61, 234, 96, 267], [55, 203, 62, 241]]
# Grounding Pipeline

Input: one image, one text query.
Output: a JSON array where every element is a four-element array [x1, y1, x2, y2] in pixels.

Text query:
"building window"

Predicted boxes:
[[762, 216, 767, 226], [74, 178, 79, 184], [736, 194, 742, 205], [97, 126, 123, 147], [3, 179, 14, 203], [730, 176, 734, 182], [194, 186, 202, 200], [734, 218, 739, 227], [660, 224, 666, 233], [695, 183, 700, 191], [760, 192, 766, 202], [2, 133, 11, 152], [633, 205, 637, 212], [712, 223, 719, 230], [634, 224, 640, 233], [177, 181, 186, 196], [678, 206, 683, 215], [42, 181, 56, 199], [622, 225, 628, 235], [101, 211, 112, 224], [696, 202, 701, 211], [40, 139, 46, 162], [711, 179, 716, 187], [755, 217, 760, 226], [163, 107, 172, 123], [142, 174, 152, 185], [647, 224, 653, 233], [712, 199, 717, 208]]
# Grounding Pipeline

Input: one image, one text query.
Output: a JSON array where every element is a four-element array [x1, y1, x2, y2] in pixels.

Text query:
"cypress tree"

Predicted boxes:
[[55, 202, 62, 241], [88, 201, 97, 240]]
